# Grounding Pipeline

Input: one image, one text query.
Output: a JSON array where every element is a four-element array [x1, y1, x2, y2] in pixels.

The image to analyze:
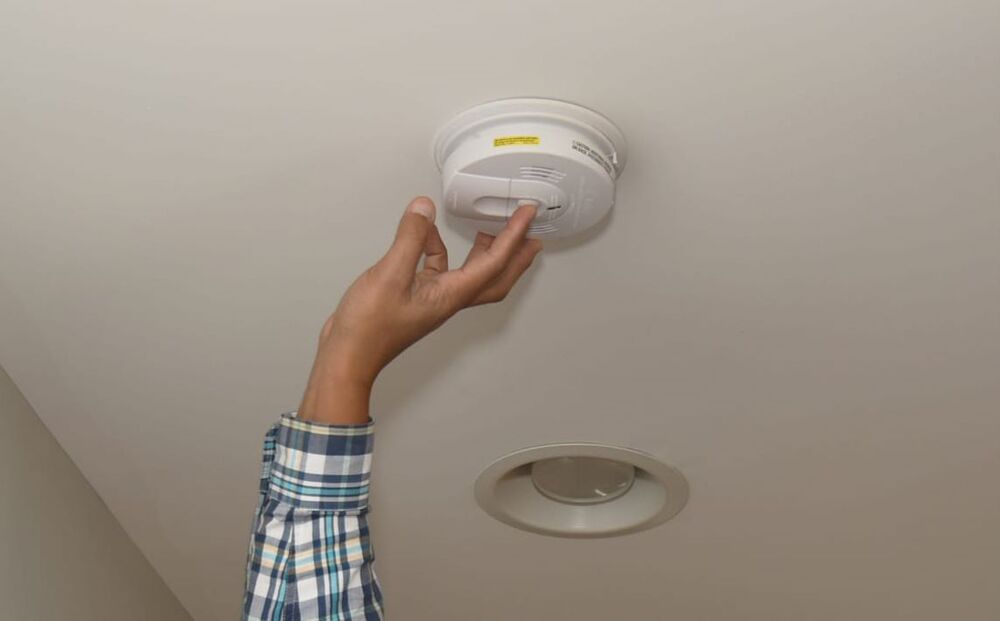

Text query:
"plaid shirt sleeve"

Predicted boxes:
[[242, 413, 384, 620]]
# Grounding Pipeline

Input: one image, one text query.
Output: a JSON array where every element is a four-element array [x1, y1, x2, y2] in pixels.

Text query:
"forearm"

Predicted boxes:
[[242, 196, 538, 619]]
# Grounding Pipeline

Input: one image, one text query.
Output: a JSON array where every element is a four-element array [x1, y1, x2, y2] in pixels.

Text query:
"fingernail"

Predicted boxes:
[[408, 197, 436, 222], [517, 200, 539, 217]]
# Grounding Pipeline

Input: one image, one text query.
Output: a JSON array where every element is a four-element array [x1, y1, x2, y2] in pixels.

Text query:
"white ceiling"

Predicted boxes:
[[3, 1, 1000, 619]]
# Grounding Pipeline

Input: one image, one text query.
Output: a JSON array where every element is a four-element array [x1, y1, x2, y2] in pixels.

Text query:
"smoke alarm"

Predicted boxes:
[[432, 98, 628, 239]]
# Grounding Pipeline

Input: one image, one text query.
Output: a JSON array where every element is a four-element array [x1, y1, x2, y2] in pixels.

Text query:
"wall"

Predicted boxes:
[[0, 365, 191, 621]]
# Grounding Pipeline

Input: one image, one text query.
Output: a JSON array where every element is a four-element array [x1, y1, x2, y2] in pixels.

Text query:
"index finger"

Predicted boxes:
[[462, 203, 538, 283]]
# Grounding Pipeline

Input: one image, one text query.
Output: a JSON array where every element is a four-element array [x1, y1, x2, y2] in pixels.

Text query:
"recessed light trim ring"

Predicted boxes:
[[474, 443, 689, 538]]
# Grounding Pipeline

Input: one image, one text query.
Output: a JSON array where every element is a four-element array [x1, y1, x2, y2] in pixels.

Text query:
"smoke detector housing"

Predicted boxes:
[[433, 98, 627, 239]]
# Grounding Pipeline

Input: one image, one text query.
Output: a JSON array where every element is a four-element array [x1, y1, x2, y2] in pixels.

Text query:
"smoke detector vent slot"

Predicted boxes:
[[528, 222, 558, 235], [519, 166, 567, 183]]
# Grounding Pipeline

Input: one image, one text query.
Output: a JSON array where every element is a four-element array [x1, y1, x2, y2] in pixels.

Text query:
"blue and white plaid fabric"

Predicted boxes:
[[243, 413, 384, 620]]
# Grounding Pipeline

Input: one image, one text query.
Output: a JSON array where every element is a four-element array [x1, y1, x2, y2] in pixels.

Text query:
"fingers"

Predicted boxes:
[[465, 231, 494, 262], [378, 197, 437, 282], [460, 231, 494, 273], [471, 237, 543, 305], [458, 204, 538, 289], [422, 223, 448, 273]]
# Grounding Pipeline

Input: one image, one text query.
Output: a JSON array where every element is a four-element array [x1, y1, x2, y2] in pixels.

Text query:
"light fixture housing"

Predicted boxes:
[[530, 456, 635, 505], [432, 98, 628, 240], [474, 443, 689, 538]]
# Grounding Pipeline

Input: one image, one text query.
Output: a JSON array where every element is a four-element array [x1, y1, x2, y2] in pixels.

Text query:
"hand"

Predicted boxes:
[[298, 196, 542, 424]]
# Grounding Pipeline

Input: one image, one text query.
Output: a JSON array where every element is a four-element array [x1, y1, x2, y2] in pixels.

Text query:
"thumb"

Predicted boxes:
[[379, 196, 437, 281]]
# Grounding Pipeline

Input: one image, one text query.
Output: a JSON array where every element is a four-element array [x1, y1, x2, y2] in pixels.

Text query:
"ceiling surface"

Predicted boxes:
[[3, 1, 999, 619]]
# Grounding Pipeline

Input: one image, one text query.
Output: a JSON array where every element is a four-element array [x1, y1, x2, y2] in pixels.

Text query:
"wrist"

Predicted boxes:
[[298, 372, 374, 426], [316, 343, 381, 390]]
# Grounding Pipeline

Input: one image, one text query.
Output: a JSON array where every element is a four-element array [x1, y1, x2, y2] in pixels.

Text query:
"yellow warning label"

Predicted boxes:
[[493, 135, 540, 147]]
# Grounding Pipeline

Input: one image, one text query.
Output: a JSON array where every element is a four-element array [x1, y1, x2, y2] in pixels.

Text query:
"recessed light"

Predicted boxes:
[[474, 443, 689, 538], [530, 456, 635, 505]]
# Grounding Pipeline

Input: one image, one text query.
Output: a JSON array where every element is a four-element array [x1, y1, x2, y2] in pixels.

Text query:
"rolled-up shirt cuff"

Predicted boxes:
[[268, 413, 374, 512]]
